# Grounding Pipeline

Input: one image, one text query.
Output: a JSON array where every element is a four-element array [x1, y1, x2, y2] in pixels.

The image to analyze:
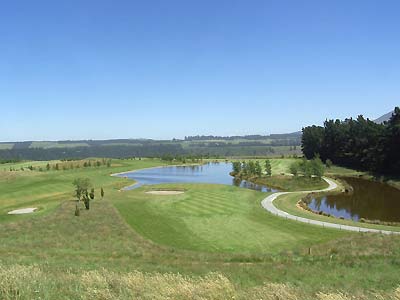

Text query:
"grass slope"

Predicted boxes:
[[114, 183, 343, 253]]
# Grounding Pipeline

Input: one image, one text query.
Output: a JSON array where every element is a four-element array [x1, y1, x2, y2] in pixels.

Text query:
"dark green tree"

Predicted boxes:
[[310, 156, 325, 178], [232, 161, 241, 174], [254, 161, 262, 176], [265, 159, 272, 176], [289, 162, 299, 176], [248, 161, 256, 175], [73, 178, 92, 212], [380, 107, 400, 174], [301, 125, 324, 159], [325, 159, 333, 168]]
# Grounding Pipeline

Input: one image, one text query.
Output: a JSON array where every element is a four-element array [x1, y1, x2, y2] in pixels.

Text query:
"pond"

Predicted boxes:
[[115, 162, 278, 193], [307, 177, 400, 222]]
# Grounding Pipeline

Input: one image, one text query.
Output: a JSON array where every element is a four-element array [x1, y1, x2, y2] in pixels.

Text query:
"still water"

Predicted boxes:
[[116, 162, 278, 193], [308, 177, 400, 222]]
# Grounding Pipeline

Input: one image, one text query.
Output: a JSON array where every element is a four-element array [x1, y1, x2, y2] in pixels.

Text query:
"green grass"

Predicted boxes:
[[0, 158, 170, 220], [247, 175, 329, 191], [0, 160, 62, 170], [1, 158, 400, 299], [113, 183, 343, 253]]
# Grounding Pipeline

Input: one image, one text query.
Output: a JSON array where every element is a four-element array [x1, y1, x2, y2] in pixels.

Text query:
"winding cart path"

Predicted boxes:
[[261, 177, 400, 234]]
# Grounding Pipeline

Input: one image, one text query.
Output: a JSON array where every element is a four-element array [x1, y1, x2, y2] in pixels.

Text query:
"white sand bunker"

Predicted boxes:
[[8, 207, 38, 215], [145, 191, 184, 195]]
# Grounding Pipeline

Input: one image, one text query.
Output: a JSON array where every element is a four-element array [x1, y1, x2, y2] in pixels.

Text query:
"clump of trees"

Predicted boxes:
[[161, 154, 204, 164], [289, 157, 325, 179], [73, 178, 95, 215], [231, 160, 272, 177], [301, 107, 400, 175]]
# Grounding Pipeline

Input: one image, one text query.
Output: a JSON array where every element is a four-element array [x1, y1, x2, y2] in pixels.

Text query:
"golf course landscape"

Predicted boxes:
[[1, 157, 400, 299]]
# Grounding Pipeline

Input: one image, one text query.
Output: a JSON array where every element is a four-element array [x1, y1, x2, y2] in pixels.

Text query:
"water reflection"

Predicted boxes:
[[116, 162, 278, 193], [308, 177, 400, 222]]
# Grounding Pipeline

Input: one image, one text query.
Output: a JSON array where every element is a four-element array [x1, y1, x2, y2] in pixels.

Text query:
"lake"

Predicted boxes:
[[115, 162, 279, 193], [307, 177, 400, 222]]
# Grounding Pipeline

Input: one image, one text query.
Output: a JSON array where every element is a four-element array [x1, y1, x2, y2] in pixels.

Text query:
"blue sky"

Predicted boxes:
[[1, 0, 399, 141]]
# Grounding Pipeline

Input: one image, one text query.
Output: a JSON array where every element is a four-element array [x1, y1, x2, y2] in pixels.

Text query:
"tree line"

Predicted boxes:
[[4, 159, 112, 172], [232, 158, 325, 179], [301, 107, 400, 175]]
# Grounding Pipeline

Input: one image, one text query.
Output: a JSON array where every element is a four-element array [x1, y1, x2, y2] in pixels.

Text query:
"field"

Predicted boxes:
[[1, 158, 400, 299]]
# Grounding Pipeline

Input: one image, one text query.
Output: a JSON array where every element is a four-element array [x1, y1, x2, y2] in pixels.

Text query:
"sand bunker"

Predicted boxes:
[[145, 191, 184, 195], [8, 207, 38, 215]]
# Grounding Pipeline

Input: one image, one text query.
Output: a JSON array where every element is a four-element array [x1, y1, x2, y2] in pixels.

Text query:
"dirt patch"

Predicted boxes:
[[145, 191, 184, 195]]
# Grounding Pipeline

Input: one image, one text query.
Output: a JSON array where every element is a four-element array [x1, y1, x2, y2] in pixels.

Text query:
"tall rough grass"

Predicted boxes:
[[0, 265, 399, 300]]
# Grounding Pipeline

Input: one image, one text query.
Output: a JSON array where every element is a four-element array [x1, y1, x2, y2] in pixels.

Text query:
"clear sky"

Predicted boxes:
[[1, 0, 399, 141]]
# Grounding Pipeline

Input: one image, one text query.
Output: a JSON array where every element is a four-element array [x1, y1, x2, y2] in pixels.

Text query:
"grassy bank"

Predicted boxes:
[[245, 175, 329, 191]]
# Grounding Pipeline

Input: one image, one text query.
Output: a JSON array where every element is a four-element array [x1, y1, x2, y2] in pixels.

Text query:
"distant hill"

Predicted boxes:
[[374, 111, 394, 124], [0, 132, 302, 160]]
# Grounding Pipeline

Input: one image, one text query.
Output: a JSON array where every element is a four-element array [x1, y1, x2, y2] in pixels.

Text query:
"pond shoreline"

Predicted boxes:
[[301, 176, 400, 226]]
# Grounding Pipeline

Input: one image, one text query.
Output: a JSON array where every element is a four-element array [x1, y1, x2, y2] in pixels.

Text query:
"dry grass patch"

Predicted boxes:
[[1, 265, 399, 300]]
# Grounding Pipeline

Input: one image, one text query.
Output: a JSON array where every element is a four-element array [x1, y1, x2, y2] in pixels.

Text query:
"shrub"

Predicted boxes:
[[326, 159, 333, 168]]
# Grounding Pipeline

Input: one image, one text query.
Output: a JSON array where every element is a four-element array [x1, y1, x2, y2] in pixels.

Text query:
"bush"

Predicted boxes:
[[289, 162, 299, 176], [326, 159, 333, 168]]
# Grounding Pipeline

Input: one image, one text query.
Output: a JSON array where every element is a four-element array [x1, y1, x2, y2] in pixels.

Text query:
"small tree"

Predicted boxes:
[[255, 161, 262, 176], [101, 187, 104, 199], [325, 159, 333, 169], [304, 162, 314, 178], [289, 162, 299, 176], [55, 163, 59, 171], [46, 163, 50, 171], [265, 159, 272, 176], [232, 161, 241, 174], [83, 191, 90, 210], [241, 161, 248, 176], [311, 157, 325, 179], [248, 161, 256, 175], [298, 158, 307, 174], [73, 178, 92, 213]]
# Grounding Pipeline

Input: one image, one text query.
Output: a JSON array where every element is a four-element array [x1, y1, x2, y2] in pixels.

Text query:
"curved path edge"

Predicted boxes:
[[261, 177, 400, 235]]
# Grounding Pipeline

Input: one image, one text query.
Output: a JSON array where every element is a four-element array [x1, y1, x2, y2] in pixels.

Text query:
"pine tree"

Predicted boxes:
[[265, 159, 272, 176]]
